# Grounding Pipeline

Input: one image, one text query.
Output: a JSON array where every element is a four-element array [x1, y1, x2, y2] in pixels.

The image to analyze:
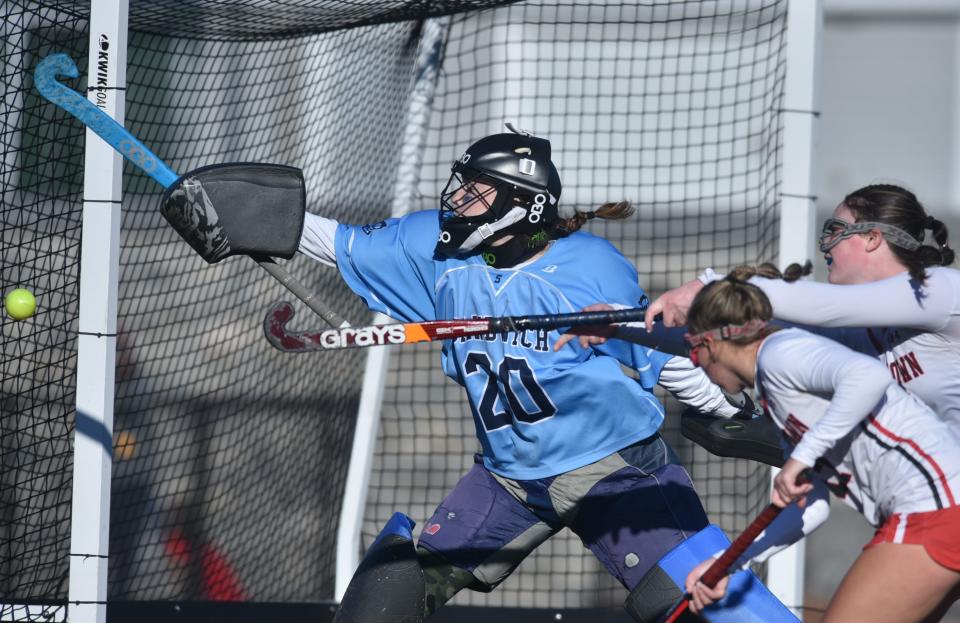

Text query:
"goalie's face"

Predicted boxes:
[[435, 133, 561, 259], [437, 171, 517, 256], [447, 179, 498, 218]]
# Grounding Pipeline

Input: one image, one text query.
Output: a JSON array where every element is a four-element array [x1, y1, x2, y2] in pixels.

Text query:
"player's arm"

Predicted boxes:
[[648, 267, 955, 332], [298, 211, 338, 267], [711, 269, 953, 331], [303, 210, 439, 322], [752, 273, 953, 331], [656, 356, 741, 418], [740, 478, 830, 566], [763, 333, 893, 469]]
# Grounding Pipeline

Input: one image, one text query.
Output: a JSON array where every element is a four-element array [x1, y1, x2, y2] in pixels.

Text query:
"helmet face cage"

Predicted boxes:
[[436, 164, 558, 257], [439, 169, 508, 224], [436, 168, 519, 256], [818, 217, 922, 253]]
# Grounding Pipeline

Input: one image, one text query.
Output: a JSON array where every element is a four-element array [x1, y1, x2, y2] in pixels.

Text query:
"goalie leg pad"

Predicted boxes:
[[623, 525, 800, 623], [160, 162, 306, 264], [334, 512, 425, 623]]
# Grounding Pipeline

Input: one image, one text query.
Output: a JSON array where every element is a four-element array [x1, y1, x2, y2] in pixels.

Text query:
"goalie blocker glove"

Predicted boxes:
[[160, 162, 306, 264]]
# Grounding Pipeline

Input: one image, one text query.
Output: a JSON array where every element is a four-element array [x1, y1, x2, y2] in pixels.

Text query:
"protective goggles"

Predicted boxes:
[[818, 217, 922, 253], [684, 319, 769, 367]]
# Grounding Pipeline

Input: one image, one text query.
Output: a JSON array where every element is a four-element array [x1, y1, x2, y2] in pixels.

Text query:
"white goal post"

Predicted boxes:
[[765, 0, 822, 616], [68, 0, 129, 622]]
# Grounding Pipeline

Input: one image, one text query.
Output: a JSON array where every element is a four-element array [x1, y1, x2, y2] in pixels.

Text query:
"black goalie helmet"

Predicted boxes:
[[436, 128, 563, 257]]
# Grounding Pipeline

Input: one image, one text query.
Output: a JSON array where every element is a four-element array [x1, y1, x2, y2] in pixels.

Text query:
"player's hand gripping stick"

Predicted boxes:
[[659, 503, 783, 623], [661, 469, 811, 622]]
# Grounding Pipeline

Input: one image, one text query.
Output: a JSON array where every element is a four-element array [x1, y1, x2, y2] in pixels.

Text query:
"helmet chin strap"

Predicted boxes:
[[457, 206, 528, 253], [479, 231, 550, 268]]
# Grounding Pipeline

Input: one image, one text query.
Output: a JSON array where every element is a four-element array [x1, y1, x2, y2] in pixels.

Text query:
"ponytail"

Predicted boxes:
[[727, 260, 812, 283], [553, 200, 634, 236], [916, 214, 956, 274]]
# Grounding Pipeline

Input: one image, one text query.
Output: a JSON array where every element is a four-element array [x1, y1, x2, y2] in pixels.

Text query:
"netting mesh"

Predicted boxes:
[[1, 0, 789, 614], [1, 1, 87, 612], [107, 20, 436, 599]]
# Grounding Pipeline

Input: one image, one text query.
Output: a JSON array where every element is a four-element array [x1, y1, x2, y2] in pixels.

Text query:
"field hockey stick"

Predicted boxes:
[[263, 304, 649, 352], [659, 503, 783, 623], [33, 53, 349, 329]]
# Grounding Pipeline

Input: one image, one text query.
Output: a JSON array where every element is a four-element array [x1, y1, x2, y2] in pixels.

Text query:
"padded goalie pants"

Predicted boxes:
[[417, 433, 709, 592]]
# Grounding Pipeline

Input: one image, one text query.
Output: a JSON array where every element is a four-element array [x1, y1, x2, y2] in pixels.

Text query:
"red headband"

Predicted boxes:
[[684, 319, 769, 349]]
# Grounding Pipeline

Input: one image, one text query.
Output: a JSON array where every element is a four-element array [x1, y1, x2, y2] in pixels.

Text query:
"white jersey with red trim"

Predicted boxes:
[[755, 328, 960, 525], [746, 267, 960, 426]]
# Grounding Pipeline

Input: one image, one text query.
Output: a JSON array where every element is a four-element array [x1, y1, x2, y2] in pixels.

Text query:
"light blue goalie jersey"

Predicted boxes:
[[335, 210, 672, 479]]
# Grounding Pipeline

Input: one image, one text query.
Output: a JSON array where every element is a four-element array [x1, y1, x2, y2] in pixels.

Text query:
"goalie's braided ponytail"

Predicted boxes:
[[553, 200, 634, 236]]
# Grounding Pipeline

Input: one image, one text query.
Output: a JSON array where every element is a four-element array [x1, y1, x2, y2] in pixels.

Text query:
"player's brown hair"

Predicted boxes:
[[727, 260, 812, 283], [553, 200, 634, 236], [687, 274, 776, 344], [842, 184, 955, 284]]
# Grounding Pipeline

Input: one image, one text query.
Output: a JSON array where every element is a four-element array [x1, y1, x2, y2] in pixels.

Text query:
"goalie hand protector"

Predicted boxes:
[[435, 126, 563, 257], [160, 162, 306, 264], [681, 404, 785, 468]]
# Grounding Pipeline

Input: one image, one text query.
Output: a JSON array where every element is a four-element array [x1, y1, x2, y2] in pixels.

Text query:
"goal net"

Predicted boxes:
[[0, 0, 790, 615]]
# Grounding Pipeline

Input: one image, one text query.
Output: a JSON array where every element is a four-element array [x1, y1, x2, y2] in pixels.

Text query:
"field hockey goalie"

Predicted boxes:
[[159, 162, 306, 263]]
